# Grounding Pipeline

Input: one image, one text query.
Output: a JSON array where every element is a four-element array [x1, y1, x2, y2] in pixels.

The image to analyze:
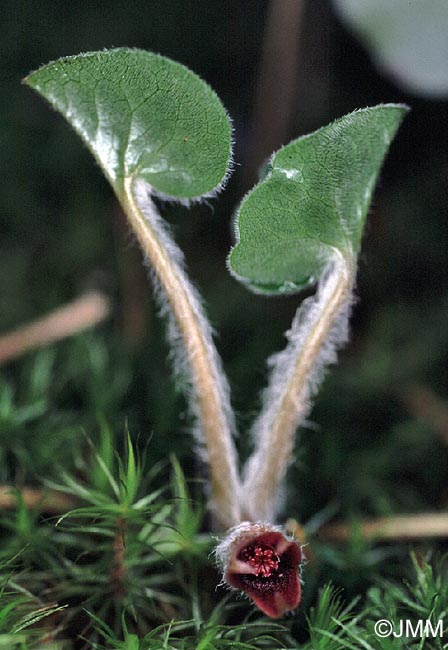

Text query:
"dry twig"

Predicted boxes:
[[0, 485, 76, 513], [0, 290, 111, 365], [316, 513, 448, 543]]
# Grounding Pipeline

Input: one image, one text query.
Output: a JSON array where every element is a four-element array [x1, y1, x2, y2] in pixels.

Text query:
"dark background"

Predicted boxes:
[[1, 0, 447, 561]]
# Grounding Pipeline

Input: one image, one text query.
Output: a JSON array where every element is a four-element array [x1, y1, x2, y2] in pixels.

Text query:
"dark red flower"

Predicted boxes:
[[217, 523, 302, 618]]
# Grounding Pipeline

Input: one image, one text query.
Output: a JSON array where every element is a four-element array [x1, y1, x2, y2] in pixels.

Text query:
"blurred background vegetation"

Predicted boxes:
[[1, 0, 448, 644]]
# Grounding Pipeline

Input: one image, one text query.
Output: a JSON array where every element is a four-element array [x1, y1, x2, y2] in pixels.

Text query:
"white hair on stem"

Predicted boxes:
[[241, 253, 354, 522], [121, 176, 242, 529]]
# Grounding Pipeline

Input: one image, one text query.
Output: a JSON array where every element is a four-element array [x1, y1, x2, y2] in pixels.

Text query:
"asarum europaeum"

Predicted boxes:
[[25, 55, 410, 623], [216, 522, 302, 618]]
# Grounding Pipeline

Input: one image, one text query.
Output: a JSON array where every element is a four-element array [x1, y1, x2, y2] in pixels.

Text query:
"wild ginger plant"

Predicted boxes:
[[23, 48, 407, 627]]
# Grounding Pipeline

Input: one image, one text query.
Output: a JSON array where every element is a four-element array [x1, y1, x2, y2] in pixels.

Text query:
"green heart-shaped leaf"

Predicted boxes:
[[229, 104, 408, 294], [24, 48, 232, 200], [25, 49, 244, 528]]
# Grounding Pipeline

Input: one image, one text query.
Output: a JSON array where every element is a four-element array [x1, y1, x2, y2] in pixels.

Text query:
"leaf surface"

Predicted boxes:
[[229, 104, 408, 294], [24, 48, 232, 200]]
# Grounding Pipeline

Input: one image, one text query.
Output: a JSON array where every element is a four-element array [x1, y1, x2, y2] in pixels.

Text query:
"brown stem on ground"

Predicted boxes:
[[316, 513, 448, 543], [0, 485, 76, 513], [109, 517, 127, 599], [0, 291, 111, 365]]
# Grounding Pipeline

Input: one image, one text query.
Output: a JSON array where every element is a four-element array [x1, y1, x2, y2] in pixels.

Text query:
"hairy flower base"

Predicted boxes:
[[216, 523, 302, 618]]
